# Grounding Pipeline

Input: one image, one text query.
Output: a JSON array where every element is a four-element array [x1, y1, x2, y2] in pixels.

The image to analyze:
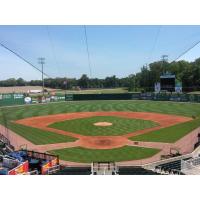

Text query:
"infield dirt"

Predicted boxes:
[[14, 111, 192, 149]]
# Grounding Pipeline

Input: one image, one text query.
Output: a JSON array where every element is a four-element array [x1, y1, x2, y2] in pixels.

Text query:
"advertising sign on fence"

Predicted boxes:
[[154, 82, 161, 93], [175, 80, 182, 93], [0, 93, 25, 106], [8, 161, 29, 175], [41, 158, 59, 175]]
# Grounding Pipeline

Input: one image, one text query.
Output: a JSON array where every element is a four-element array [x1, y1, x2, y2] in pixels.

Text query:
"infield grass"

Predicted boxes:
[[49, 146, 160, 163], [49, 116, 158, 136]]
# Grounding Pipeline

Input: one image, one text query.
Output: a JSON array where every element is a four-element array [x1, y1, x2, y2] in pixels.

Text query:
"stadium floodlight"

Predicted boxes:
[[38, 57, 45, 97]]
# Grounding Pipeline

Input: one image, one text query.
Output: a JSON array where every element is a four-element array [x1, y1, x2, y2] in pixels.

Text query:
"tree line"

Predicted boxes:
[[1, 58, 200, 92]]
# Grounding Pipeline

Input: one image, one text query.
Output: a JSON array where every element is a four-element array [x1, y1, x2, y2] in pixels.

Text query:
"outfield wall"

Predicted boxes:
[[69, 92, 200, 103], [0, 93, 24, 107], [1, 92, 200, 107]]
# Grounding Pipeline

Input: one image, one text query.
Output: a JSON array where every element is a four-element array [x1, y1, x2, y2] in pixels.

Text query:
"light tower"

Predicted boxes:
[[38, 57, 45, 97], [161, 55, 168, 62], [161, 55, 168, 75]]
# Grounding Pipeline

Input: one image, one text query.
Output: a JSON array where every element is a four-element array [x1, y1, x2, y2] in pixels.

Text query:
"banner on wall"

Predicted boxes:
[[175, 80, 182, 93], [41, 158, 59, 174], [8, 161, 29, 175], [51, 158, 59, 166], [24, 96, 32, 104], [154, 82, 161, 93], [41, 161, 52, 175]]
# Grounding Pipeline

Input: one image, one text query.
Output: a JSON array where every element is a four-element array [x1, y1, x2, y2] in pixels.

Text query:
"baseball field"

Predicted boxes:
[[1, 100, 200, 163]]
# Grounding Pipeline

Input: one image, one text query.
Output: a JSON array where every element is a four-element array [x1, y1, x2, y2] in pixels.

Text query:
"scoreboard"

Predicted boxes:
[[160, 74, 175, 92]]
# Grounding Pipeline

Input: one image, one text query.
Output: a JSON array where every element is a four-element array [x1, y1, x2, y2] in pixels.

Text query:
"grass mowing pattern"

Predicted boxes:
[[1, 100, 200, 121], [49, 116, 158, 136], [8, 122, 76, 145], [0, 100, 200, 144], [49, 146, 160, 163], [131, 117, 200, 143]]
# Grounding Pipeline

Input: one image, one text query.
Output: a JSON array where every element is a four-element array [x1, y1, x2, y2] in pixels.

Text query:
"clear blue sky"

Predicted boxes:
[[1, 25, 200, 80]]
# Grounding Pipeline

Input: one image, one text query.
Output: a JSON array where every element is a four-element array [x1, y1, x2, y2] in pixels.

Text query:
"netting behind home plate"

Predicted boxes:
[[91, 162, 118, 175], [181, 157, 200, 175]]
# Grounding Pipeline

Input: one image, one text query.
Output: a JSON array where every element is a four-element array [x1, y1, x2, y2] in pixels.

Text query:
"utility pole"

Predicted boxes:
[[161, 55, 168, 75], [63, 78, 67, 99], [161, 55, 168, 63], [38, 57, 45, 97]]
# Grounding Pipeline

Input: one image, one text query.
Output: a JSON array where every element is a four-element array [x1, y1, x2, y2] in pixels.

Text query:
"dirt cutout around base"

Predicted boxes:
[[93, 122, 113, 127]]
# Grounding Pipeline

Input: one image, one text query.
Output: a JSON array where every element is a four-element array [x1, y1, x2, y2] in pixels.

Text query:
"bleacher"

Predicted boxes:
[[155, 157, 192, 174]]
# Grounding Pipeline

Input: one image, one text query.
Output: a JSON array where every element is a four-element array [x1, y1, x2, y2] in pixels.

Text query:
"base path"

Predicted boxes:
[[1, 111, 197, 166], [14, 111, 191, 149]]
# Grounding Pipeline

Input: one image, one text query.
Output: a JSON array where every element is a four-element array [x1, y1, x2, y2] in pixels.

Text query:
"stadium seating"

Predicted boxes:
[[54, 167, 91, 175], [54, 166, 162, 175], [118, 166, 160, 175], [155, 158, 192, 174]]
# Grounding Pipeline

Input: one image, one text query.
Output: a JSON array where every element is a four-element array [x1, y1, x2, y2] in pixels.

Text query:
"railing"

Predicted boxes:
[[181, 158, 200, 175], [22, 150, 59, 165], [0, 133, 10, 145], [154, 166, 182, 175], [0, 133, 15, 152], [189, 157, 200, 166]]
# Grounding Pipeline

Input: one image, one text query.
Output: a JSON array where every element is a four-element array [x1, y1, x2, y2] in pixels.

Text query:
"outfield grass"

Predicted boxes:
[[1, 100, 200, 145], [49, 146, 160, 163], [8, 122, 76, 145], [131, 117, 200, 143], [1, 100, 200, 121], [49, 116, 158, 136]]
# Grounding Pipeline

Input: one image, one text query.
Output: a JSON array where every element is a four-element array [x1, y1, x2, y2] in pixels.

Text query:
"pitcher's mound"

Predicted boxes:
[[94, 122, 113, 127]]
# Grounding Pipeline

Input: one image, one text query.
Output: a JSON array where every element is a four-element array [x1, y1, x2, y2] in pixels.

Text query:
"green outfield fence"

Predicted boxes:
[[1, 92, 200, 107], [0, 93, 25, 107], [66, 92, 200, 103]]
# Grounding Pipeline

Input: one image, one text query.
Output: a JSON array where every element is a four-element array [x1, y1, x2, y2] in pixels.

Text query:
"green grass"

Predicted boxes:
[[1, 100, 200, 144], [49, 146, 160, 163], [49, 116, 158, 136], [1, 100, 200, 122], [130, 117, 200, 143], [8, 122, 76, 145]]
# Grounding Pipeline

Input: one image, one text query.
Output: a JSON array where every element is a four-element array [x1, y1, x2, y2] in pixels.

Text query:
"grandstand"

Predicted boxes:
[[0, 133, 60, 175]]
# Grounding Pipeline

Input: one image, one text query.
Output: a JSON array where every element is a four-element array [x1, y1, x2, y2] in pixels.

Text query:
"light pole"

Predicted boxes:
[[38, 57, 45, 97], [161, 55, 168, 75]]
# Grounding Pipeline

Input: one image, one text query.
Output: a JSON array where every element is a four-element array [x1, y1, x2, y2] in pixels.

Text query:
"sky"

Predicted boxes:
[[1, 25, 200, 80]]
